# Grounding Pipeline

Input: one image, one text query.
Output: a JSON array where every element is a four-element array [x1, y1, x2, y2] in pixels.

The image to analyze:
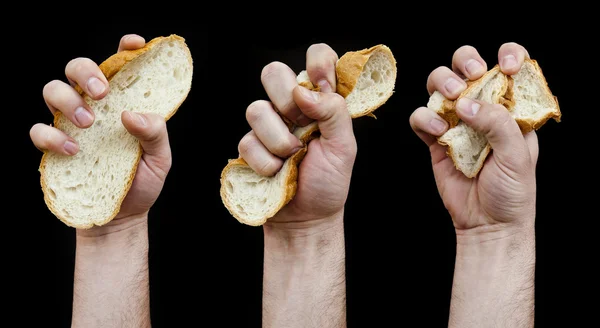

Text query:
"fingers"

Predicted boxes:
[[293, 86, 356, 154], [261, 61, 311, 126], [409, 106, 449, 147], [238, 131, 284, 177], [426, 66, 467, 99], [451, 45, 488, 80], [246, 100, 303, 158], [65, 57, 109, 100], [305, 43, 339, 93], [30, 123, 79, 155], [455, 98, 531, 169], [118, 34, 145, 52], [498, 42, 530, 75], [121, 112, 172, 177], [43, 80, 95, 128]]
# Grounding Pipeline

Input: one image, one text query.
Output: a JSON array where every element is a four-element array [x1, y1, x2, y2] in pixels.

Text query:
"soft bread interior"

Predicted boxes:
[[221, 158, 295, 226], [511, 60, 560, 124], [345, 49, 396, 117], [41, 38, 193, 228]]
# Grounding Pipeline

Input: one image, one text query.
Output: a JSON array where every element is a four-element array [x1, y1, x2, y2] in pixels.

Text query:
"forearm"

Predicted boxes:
[[449, 225, 536, 328], [262, 213, 346, 328], [71, 214, 151, 328]]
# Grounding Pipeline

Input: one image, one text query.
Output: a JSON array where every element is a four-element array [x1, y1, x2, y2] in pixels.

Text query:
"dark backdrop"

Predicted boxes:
[[10, 21, 595, 327]]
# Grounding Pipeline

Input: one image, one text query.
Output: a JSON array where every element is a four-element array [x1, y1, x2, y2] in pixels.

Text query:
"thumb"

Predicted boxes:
[[121, 111, 172, 171], [455, 98, 531, 170], [292, 85, 356, 157]]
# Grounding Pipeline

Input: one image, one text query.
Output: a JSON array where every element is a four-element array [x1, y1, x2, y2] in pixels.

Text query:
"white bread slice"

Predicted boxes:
[[39, 35, 193, 229], [428, 59, 560, 178], [220, 45, 397, 226]]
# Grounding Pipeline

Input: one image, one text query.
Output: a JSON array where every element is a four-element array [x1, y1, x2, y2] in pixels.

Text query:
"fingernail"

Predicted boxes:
[[444, 78, 465, 95], [64, 140, 78, 155], [501, 54, 517, 71], [430, 118, 448, 133], [133, 112, 147, 126], [465, 59, 484, 77], [456, 98, 480, 117], [317, 79, 332, 93], [74, 107, 94, 127], [299, 86, 320, 102], [87, 77, 106, 97]]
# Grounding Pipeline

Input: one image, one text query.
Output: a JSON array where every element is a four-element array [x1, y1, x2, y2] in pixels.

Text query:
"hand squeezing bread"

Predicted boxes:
[[35, 35, 193, 228], [220, 45, 397, 226], [427, 58, 561, 178]]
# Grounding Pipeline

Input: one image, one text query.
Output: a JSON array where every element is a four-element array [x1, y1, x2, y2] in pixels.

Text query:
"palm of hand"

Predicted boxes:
[[115, 154, 169, 219], [430, 142, 536, 230], [276, 139, 356, 222]]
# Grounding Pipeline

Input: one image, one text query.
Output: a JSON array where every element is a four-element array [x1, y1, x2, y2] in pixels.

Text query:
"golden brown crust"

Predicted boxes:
[[39, 34, 192, 229]]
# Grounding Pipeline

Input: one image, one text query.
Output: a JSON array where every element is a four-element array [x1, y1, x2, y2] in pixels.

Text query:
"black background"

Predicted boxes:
[[10, 20, 596, 327]]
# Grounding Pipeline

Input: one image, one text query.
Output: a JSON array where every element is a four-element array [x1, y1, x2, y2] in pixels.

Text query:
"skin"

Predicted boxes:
[[30, 34, 169, 328], [409, 42, 537, 327], [238, 43, 355, 327]]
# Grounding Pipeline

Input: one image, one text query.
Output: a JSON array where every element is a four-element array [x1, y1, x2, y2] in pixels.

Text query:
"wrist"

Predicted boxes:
[[455, 220, 535, 246], [263, 211, 344, 257], [76, 212, 148, 247], [455, 223, 535, 262]]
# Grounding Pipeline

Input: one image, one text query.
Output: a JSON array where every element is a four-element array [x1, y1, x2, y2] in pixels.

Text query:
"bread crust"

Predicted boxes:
[[39, 34, 192, 229], [336, 44, 397, 118]]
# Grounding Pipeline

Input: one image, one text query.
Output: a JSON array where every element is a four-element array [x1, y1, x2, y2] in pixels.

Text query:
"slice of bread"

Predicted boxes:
[[39, 35, 193, 229], [220, 45, 397, 226], [428, 59, 560, 178]]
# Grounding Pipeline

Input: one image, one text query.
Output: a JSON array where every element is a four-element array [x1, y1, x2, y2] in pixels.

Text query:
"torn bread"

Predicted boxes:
[[428, 58, 560, 178], [220, 45, 397, 226], [39, 35, 193, 229]]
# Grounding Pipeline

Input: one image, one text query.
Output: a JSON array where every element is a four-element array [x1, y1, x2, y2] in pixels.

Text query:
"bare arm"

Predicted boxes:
[[71, 215, 151, 328], [262, 214, 347, 328], [449, 227, 536, 328]]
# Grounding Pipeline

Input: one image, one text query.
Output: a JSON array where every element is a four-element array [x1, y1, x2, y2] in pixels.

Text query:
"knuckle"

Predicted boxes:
[[428, 66, 450, 83], [237, 134, 255, 156], [261, 61, 287, 80], [43, 80, 62, 97], [488, 105, 511, 125], [245, 100, 269, 123], [330, 93, 348, 110], [272, 137, 296, 156], [256, 159, 277, 176], [453, 45, 477, 58], [307, 43, 331, 54], [65, 57, 93, 76], [431, 66, 449, 77]]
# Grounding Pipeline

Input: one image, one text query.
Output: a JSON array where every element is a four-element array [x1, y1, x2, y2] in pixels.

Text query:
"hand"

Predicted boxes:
[[238, 43, 357, 228], [30, 34, 172, 232], [409, 43, 537, 237]]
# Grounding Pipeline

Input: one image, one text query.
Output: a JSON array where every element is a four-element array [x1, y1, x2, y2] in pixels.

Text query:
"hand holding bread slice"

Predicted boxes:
[[220, 45, 397, 226], [427, 58, 561, 178], [38, 35, 193, 229]]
